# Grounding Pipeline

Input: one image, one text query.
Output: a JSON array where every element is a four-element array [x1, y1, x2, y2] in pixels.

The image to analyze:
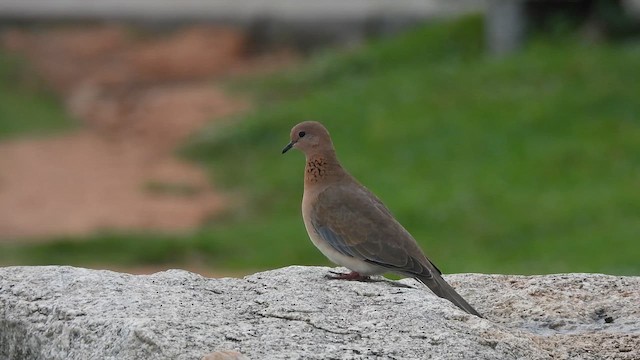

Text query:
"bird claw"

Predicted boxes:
[[325, 271, 371, 281]]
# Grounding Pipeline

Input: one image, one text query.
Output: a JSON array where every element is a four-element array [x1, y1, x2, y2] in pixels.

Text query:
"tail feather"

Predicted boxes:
[[416, 273, 482, 317]]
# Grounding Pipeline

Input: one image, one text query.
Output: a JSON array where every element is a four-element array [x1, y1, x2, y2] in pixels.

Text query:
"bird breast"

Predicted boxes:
[[305, 157, 330, 184]]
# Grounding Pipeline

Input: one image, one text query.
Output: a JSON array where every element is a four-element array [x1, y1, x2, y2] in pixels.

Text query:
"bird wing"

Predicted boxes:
[[311, 182, 483, 317], [310, 183, 440, 278]]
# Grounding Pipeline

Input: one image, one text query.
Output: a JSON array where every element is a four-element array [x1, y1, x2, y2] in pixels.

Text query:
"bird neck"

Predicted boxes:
[[304, 151, 345, 185]]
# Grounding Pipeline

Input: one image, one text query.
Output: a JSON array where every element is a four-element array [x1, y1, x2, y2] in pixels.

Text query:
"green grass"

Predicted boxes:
[[0, 50, 75, 138], [2, 16, 639, 275], [186, 17, 640, 275]]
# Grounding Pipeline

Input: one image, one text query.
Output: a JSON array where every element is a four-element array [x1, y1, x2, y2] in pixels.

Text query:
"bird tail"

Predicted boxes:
[[416, 273, 483, 317]]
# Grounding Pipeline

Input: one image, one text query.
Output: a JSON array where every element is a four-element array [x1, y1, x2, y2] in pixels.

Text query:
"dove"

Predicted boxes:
[[282, 121, 481, 317]]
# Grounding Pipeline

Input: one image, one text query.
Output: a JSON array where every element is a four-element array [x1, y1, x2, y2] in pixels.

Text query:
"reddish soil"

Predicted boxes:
[[0, 24, 296, 241]]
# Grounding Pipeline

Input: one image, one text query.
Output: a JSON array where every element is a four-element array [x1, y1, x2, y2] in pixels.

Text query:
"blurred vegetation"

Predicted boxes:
[[0, 50, 75, 138], [1, 16, 639, 275]]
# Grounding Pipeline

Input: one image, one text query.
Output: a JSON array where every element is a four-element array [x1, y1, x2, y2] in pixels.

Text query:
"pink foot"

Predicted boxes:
[[325, 271, 370, 281]]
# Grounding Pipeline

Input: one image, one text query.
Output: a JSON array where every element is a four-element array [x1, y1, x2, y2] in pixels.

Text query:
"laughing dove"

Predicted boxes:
[[282, 121, 481, 317]]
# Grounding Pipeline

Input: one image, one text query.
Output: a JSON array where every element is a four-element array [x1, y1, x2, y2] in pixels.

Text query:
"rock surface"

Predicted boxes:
[[0, 266, 638, 359]]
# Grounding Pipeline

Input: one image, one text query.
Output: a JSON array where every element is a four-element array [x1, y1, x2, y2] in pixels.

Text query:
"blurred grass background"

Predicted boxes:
[[1, 16, 639, 275], [0, 51, 75, 138]]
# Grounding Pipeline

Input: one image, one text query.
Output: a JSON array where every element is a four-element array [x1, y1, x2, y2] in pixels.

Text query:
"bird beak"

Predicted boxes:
[[281, 141, 294, 154]]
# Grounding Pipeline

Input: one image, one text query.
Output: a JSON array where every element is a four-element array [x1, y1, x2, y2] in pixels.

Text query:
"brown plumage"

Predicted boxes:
[[282, 121, 482, 317]]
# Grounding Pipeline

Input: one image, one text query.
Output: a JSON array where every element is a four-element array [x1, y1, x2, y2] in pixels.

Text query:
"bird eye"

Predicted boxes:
[[298, 131, 306, 138]]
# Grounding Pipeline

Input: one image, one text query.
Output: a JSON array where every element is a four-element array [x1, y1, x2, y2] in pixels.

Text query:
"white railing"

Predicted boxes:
[[0, 0, 483, 21]]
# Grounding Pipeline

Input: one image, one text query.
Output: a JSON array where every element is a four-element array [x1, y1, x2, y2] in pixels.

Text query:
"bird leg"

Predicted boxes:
[[325, 270, 371, 281]]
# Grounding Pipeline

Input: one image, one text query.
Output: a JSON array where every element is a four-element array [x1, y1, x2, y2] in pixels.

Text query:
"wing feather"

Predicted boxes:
[[310, 183, 438, 277]]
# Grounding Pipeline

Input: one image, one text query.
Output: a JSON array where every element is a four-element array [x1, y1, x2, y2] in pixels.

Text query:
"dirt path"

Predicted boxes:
[[0, 24, 294, 241]]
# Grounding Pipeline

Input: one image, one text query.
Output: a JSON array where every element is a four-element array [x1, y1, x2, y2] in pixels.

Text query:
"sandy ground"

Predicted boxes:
[[0, 24, 295, 241]]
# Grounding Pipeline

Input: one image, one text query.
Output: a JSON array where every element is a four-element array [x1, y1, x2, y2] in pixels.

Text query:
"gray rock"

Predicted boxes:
[[0, 265, 638, 359]]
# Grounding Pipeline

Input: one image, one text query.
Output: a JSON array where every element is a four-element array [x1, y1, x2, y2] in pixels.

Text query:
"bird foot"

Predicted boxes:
[[325, 271, 371, 281]]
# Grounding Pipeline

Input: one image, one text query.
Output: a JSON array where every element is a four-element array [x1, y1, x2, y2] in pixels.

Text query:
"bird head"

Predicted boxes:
[[282, 121, 334, 155]]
